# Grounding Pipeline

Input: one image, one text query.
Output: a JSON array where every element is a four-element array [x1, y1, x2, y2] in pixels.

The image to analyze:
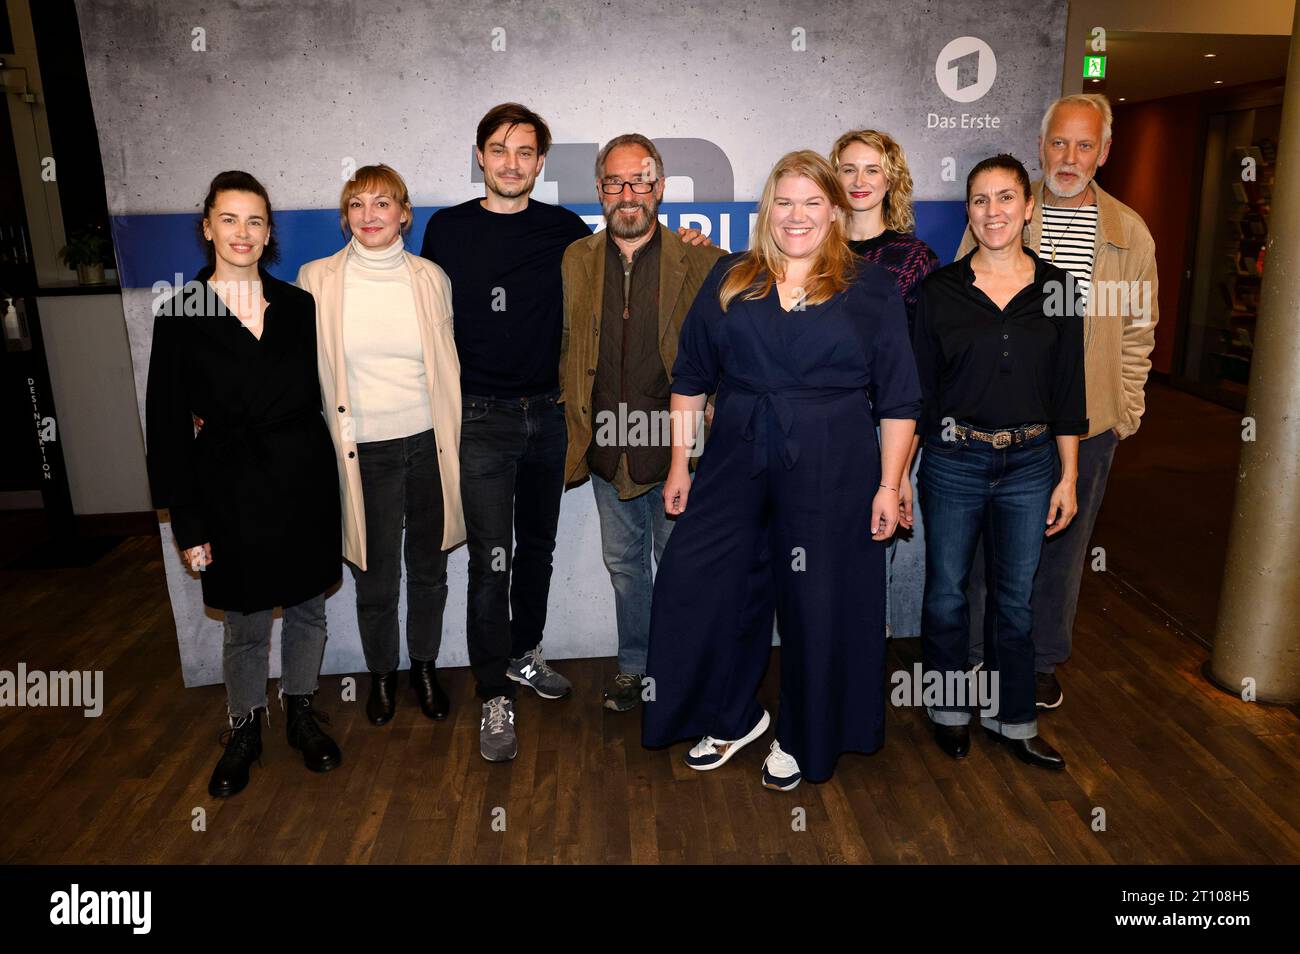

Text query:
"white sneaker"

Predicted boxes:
[[761, 740, 802, 791], [684, 709, 770, 771]]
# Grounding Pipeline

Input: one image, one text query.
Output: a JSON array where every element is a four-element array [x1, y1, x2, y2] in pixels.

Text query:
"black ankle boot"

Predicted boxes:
[[410, 659, 449, 721], [366, 671, 398, 725], [284, 692, 342, 773], [209, 709, 264, 798]]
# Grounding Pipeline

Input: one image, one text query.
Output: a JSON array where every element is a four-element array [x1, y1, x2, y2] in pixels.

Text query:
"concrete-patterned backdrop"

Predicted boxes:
[[74, 0, 1067, 686]]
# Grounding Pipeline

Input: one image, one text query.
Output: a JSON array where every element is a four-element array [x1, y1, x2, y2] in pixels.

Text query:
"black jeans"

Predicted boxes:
[[350, 428, 448, 674], [967, 428, 1119, 672], [460, 390, 567, 700]]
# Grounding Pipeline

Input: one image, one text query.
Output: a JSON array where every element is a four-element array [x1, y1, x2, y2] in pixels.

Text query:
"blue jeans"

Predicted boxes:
[[919, 430, 1055, 739], [460, 390, 567, 700], [590, 472, 675, 674], [967, 428, 1118, 672]]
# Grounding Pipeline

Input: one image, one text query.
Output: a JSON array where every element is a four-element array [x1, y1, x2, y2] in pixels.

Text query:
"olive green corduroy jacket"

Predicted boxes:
[[560, 224, 725, 496]]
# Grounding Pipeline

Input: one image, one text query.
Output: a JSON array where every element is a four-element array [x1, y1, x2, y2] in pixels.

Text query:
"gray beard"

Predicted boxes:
[[1047, 171, 1089, 199], [604, 203, 657, 239]]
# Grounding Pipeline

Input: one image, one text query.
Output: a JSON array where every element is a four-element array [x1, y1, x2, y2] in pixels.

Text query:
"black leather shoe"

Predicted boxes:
[[366, 670, 398, 725], [209, 709, 263, 798], [410, 658, 449, 721], [984, 728, 1066, 770], [284, 692, 342, 773], [932, 723, 970, 759]]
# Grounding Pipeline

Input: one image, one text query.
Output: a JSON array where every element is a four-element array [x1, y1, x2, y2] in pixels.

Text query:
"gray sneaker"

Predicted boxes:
[[480, 696, 517, 762], [507, 645, 572, 700]]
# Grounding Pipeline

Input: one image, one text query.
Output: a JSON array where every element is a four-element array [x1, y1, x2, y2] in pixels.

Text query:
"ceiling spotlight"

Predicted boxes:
[[1214, 79, 1223, 84], [1118, 97, 1126, 101], [1204, 52, 1217, 58]]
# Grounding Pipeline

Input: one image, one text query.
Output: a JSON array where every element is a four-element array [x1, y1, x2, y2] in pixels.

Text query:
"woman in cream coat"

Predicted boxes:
[[297, 163, 465, 727]]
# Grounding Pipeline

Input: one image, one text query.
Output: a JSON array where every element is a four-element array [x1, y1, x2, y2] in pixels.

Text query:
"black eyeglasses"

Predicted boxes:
[[600, 179, 656, 195]]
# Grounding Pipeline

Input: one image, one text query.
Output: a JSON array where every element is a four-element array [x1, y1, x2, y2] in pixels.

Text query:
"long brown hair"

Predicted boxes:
[[719, 150, 856, 312]]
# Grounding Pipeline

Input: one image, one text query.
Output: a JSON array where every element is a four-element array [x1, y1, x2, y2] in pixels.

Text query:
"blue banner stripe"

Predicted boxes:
[[110, 200, 970, 289]]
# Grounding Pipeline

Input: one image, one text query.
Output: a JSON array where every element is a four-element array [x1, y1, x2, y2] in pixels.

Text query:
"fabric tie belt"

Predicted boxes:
[[731, 382, 862, 477]]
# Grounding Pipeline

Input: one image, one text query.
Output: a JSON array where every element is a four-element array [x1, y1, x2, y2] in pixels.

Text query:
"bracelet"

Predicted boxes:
[[879, 483, 898, 492]]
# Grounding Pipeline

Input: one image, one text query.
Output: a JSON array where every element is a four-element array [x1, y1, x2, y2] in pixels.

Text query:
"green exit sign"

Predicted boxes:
[[1084, 55, 1107, 79]]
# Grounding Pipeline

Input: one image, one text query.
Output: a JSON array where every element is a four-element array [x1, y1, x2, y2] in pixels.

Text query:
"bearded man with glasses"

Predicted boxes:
[[559, 133, 722, 712]]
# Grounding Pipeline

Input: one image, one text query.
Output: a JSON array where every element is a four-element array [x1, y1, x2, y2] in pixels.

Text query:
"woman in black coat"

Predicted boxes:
[[146, 170, 343, 799]]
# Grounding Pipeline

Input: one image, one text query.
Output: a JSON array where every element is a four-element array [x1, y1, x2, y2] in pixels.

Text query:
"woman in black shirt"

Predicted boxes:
[[146, 171, 343, 798], [911, 154, 1085, 770]]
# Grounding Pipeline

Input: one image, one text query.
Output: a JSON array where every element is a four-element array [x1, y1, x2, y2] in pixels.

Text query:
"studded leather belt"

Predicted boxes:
[[952, 422, 1049, 449]]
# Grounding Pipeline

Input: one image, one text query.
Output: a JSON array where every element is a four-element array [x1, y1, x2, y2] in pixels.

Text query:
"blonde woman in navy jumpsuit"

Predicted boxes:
[[642, 151, 921, 789]]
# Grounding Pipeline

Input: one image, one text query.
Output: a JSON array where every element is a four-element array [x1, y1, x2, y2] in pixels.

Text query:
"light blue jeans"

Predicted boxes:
[[590, 473, 675, 675]]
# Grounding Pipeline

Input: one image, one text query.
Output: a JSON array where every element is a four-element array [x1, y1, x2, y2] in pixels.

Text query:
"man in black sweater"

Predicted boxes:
[[421, 103, 590, 762]]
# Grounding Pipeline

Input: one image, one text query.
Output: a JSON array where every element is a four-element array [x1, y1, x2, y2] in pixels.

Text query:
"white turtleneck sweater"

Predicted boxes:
[[342, 235, 433, 443]]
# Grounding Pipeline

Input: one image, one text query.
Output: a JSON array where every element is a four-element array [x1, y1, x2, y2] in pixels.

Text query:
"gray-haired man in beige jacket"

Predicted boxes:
[[957, 93, 1159, 708]]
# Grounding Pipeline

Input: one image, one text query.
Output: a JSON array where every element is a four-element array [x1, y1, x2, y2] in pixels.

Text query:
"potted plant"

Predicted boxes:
[[58, 228, 112, 285]]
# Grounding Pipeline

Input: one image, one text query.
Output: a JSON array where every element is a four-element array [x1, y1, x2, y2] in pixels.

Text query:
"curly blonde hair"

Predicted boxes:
[[829, 129, 917, 233]]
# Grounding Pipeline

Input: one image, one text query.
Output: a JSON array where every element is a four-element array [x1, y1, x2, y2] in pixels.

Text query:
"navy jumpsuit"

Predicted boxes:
[[642, 254, 923, 783]]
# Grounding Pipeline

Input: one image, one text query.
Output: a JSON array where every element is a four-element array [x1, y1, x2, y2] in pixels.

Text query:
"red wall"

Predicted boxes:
[[1103, 95, 1202, 375]]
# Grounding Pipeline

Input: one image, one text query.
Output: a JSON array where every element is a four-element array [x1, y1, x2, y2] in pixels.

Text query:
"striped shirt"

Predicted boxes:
[[1039, 204, 1097, 306]]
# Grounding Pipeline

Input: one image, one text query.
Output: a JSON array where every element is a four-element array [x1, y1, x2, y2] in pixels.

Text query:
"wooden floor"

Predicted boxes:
[[1, 527, 1299, 864], [1091, 382, 1242, 643]]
